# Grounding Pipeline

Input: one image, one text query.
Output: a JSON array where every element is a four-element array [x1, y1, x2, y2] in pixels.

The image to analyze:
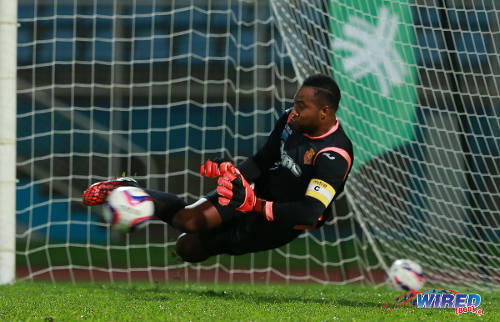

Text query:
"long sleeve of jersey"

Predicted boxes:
[[267, 150, 351, 227]]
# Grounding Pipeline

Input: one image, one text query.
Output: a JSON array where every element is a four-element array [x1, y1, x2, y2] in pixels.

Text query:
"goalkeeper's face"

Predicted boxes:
[[290, 86, 324, 134]]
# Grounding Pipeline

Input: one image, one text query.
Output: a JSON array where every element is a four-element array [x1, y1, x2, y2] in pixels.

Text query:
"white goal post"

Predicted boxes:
[[0, 0, 17, 286], [12, 0, 500, 289]]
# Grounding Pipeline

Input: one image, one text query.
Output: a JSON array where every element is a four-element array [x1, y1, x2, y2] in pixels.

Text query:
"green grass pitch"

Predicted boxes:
[[0, 282, 498, 320]]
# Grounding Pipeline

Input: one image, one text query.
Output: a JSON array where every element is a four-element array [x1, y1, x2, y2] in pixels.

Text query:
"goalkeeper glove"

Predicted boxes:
[[216, 163, 274, 221], [216, 163, 256, 212], [200, 159, 233, 178]]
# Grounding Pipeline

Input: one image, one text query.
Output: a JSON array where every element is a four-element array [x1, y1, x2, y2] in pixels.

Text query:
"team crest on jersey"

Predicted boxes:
[[304, 147, 315, 165]]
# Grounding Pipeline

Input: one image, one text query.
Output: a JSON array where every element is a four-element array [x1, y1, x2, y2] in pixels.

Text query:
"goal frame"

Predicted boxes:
[[0, 0, 17, 286]]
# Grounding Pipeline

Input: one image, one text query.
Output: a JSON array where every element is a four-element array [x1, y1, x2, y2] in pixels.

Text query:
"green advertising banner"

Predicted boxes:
[[329, 1, 417, 169]]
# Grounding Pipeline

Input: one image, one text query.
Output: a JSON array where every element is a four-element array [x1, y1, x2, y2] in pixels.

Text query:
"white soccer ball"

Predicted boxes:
[[102, 186, 154, 233], [386, 259, 424, 291]]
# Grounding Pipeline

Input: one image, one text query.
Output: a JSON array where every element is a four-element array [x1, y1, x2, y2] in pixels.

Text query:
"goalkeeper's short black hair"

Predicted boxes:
[[302, 74, 341, 112]]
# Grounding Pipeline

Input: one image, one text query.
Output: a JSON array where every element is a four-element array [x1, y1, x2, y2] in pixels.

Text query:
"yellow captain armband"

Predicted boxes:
[[305, 178, 336, 207]]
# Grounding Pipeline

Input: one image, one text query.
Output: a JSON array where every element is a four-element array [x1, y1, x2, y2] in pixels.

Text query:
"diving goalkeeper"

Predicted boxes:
[[83, 74, 353, 262]]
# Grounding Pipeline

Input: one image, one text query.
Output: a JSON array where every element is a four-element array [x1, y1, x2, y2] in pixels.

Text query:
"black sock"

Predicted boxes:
[[144, 189, 187, 224]]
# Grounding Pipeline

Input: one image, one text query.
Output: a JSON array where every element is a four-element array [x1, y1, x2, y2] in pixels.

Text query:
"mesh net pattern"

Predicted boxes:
[[17, 0, 376, 284], [272, 0, 499, 289], [16, 0, 499, 288]]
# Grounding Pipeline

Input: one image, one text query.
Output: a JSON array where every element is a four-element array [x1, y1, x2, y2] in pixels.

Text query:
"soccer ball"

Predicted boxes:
[[102, 186, 154, 233], [386, 259, 424, 291]]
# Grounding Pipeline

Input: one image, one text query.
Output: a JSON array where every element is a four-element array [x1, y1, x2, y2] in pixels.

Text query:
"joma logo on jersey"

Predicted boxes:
[[324, 153, 336, 160]]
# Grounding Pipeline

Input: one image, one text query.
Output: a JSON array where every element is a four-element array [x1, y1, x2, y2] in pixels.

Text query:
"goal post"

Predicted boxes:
[[0, 0, 17, 285]]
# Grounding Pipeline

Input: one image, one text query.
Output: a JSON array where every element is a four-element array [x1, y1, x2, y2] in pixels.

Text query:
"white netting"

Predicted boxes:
[[16, 0, 500, 289], [272, 0, 499, 290], [16, 0, 375, 284]]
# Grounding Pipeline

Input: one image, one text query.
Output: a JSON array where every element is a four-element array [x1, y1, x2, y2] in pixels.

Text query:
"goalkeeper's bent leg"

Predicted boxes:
[[175, 233, 211, 263], [145, 190, 222, 233], [145, 189, 187, 224]]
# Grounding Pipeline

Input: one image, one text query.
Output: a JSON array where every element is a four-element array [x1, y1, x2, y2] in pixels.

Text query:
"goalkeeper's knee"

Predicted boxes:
[[175, 233, 211, 263]]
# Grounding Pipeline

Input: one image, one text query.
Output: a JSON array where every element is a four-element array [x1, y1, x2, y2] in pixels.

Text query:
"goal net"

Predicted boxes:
[[15, 0, 499, 288], [272, 0, 500, 289]]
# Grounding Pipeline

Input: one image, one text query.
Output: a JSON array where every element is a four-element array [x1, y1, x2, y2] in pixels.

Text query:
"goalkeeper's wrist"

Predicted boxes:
[[254, 198, 274, 222]]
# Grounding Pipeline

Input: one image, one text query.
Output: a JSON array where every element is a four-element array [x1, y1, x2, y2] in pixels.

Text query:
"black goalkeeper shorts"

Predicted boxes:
[[201, 190, 303, 256]]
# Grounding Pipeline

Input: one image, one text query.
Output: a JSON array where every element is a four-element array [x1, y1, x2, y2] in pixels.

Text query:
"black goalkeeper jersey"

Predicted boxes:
[[239, 109, 353, 228]]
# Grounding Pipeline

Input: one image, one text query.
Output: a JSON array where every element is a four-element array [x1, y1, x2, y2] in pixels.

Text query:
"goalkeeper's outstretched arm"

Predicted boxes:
[[217, 149, 351, 228]]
